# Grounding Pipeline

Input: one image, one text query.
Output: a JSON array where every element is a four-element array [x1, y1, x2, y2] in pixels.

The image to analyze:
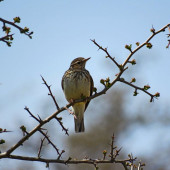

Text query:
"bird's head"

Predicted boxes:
[[70, 57, 90, 69]]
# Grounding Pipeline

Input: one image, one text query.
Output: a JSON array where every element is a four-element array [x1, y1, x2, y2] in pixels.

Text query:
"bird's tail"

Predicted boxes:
[[73, 103, 85, 133], [74, 117, 84, 133]]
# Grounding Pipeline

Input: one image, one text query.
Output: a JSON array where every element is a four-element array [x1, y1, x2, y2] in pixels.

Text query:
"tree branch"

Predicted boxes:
[[0, 17, 33, 46], [41, 76, 60, 110], [118, 78, 158, 102]]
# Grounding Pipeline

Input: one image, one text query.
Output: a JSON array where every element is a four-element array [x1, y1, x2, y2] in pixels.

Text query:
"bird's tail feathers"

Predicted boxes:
[[73, 103, 85, 133], [74, 117, 84, 133]]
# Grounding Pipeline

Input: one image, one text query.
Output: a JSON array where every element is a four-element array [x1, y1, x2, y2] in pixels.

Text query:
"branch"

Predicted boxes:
[[38, 130, 62, 156], [0, 17, 33, 46], [37, 135, 46, 158], [91, 24, 170, 102], [24, 106, 42, 123], [118, 78, 159, 102], [0, 128, 12, 133], [0, 154, 136, 165], [90, 39, 120, 68], [54, 117, 69, 136], [122, 24, 170, 67], [41, 76, 60, 110]]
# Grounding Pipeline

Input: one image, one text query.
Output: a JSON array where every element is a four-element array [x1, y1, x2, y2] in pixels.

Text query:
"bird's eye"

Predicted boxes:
[[77, 61, 81, 64]]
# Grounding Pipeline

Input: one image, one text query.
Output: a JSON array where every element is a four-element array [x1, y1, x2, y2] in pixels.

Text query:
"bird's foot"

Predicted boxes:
[[65, 107, 77, 119]]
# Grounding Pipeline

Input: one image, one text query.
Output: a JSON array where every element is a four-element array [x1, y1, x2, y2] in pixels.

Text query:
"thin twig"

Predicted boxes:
[[38, 135, 46, 158], [118, 78, 156, 102], [0, 17, 33, 39], [122, 24, 170, 68], [55, 117, 69, 136], [41, 76, 60, 110], [91, 39, 120, 68], [39, 130, 60, 155], [110, 133, 115, 160], [24, 106, 41, 123]]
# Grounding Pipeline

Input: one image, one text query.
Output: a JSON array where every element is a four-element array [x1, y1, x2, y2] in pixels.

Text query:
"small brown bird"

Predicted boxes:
[[62, 57, 94, 133]]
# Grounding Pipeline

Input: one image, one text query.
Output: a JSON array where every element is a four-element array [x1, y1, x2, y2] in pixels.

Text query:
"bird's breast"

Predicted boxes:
[[63, 71, 91, 101]]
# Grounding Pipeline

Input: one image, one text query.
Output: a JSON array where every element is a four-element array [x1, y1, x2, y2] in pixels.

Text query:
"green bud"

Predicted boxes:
[[119, 64, 124, 70], [120, 78, 125, 81], [136, 42, 140, 46], [13, 17, 21, 23], [131, 78, 136, 83], [24, 27, 29, 32], [144, 85, 150, 90], [5, 37, 9, 40], [154, 92, 160, 97], [150, 27, 155, 33], [10, 36, 14, 40], [93, 87, 97, 93], [146, 43, 152, 49], [105, 77, 110, 82], [133, 90, 138, 96], [100, 79, 105, 85], [7, 41, 12, 47], [5, 27, 11, 34], [131, 59, 136, 65], [0, 139, 5, 144], [105, 82, 111, 88], [20, 27, 29, 33], [125, 44, 132, 51], [103, 150, 107, 155], [20, 125, 26, 132]]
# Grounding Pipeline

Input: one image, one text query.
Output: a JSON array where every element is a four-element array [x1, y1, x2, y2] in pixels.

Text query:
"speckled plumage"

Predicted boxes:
[[62, 57, 93, 132]]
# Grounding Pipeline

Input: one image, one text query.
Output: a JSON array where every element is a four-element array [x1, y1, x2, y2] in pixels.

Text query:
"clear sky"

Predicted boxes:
[[0, 0, 170, 168]]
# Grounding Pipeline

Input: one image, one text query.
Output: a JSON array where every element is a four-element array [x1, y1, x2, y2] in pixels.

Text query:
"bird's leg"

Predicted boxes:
[[65, 98, 77, 119], [65, 107, 73, 114], [65, 107, 77, 119]]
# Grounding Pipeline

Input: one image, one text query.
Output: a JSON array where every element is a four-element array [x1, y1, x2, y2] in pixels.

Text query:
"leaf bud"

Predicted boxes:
[[144, 85, 150, 90]]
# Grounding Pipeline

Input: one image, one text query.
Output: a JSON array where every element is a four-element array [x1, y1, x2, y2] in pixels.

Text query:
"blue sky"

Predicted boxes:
[[0, 0, 170, 168]]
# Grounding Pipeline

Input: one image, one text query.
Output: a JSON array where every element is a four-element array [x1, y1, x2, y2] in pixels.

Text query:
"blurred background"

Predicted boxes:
[[0, 0, 170, 170]]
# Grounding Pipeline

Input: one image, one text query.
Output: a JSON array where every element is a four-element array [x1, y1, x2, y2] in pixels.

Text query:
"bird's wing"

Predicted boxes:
[[61, 71, 66, 91], [84, 72, 94, 111]]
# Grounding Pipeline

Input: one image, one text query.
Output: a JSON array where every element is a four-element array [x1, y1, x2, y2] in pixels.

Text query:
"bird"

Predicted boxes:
[[62, 57, 94, 133]]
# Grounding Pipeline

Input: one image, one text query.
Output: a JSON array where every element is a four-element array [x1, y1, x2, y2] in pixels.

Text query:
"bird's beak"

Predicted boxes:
[[83, 57, 91, 62]]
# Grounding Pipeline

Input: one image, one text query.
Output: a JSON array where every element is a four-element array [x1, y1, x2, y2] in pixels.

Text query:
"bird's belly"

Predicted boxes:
[[63, 77, 90, 101]]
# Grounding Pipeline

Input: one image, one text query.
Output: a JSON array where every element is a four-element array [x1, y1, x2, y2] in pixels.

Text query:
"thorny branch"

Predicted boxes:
[[118, 78, 159, 102], [0, 17, 33, 46], [91, 23, 170, 102], [41, 75, 60, 110], [37, 135, 46, 158], [38, 130, 62, 156], [0, 24, 170, 169]]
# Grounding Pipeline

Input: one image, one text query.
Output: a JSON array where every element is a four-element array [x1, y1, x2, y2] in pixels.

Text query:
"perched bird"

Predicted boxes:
[[62, 57, 94, 133]]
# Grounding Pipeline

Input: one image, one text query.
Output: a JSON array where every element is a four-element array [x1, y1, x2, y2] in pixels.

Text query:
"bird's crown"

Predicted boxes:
[[70, 57, 90, 69]]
